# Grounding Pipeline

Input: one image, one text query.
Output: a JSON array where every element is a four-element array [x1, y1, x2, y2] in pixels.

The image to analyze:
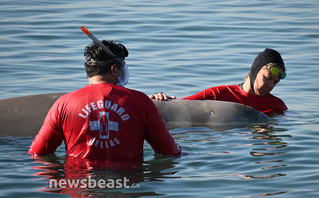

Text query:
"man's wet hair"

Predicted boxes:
[[84, 40, 128, 78]]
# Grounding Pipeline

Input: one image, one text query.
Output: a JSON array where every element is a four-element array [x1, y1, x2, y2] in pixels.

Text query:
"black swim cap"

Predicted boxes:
[[249, 48, 285, 92]]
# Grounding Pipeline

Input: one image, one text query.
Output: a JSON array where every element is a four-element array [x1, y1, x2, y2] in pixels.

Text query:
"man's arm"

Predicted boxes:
[[144, 97, 181, 155], [150, 87, 217, 101], [182, 90, 207, 100], [28, 102, 63, 155]]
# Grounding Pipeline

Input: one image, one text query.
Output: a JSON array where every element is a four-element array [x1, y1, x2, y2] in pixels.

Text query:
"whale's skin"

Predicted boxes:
[[0, 93, 66, 136], [0, 93, 269, 136], [152, 99, 270, 130]]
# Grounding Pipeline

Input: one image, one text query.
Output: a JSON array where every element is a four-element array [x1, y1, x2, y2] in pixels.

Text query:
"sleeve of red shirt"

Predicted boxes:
[[182, 87, 219, 100], [268, 96, 288, 115], [28, 99, 64, 155], [144, 96, 181, 155]]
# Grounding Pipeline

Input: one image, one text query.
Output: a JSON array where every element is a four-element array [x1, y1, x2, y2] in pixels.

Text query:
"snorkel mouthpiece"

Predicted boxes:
[[81, 26, 129, 86]]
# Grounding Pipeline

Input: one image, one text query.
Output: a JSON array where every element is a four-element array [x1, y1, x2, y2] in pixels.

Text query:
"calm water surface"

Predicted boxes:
[[0, 0, 319, 197]]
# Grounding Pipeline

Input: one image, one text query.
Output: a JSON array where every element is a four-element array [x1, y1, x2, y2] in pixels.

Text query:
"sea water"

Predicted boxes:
[[0, 0, 319, 197]]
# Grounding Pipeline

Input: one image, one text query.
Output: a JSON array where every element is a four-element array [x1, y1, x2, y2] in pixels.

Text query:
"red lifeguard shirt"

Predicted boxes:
[[182, 84, 287, 115], [29, 83, 181, 160]]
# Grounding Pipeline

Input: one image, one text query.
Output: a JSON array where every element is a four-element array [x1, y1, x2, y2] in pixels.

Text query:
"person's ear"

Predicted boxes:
[[110, 64, 121, 77]]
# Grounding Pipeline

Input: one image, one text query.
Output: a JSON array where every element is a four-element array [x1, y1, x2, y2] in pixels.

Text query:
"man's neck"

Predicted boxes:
[[242, 76, 256, 95], [88, 75, 116, 85]]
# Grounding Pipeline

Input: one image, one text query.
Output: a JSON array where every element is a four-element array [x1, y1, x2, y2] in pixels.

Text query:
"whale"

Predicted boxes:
[[152, 99, 270, 129], [0, 93, 269, 136]]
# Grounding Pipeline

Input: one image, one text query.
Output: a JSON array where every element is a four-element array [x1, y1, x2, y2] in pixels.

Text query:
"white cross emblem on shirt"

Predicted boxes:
[[90, 112, 118, 139]]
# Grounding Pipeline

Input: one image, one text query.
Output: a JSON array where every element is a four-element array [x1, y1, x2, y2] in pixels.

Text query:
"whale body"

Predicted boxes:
[[0, 93, 269, 136], [152, 99, 269, 129]]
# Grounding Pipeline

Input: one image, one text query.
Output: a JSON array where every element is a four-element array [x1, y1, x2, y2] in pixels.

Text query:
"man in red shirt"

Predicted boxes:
[[151, 48, 287, 116], [29, 40, 181, 162]]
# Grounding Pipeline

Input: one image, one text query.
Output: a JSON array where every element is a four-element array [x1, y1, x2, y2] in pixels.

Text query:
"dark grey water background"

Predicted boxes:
[[0, 0, 319, 197]]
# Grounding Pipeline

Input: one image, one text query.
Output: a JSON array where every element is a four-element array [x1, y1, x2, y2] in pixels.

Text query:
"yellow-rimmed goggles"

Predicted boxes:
[[267, 65, 286, 79]]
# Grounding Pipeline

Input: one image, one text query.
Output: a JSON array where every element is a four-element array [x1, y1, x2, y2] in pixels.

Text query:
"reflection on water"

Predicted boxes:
[[254, 191, 290, 197], [28, 123, 294, 197], [31, 154, 179, 197], [233, 125, 290, 186]]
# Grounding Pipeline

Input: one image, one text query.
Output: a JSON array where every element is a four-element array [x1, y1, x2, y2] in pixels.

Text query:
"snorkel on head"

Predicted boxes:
[[81, 26, 129, 86], [249, 48, 286, 93]]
